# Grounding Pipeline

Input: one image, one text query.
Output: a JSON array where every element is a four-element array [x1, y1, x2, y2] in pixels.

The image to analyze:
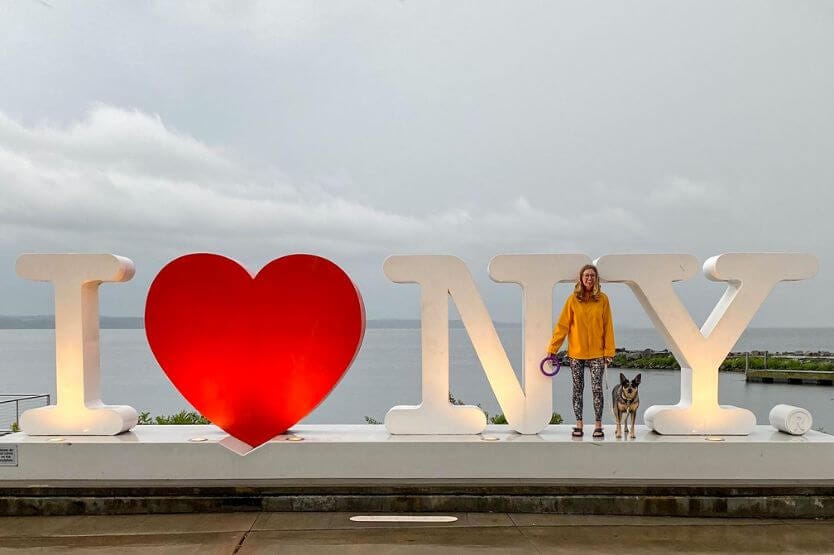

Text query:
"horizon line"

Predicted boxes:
[[0, 315, 832, 330]]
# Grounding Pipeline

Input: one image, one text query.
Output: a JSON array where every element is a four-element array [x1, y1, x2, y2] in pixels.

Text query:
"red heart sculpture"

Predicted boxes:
[[144, 253, 365, 449]]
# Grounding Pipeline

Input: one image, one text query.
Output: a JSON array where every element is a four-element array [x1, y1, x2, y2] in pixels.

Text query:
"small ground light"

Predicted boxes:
[[349, 515, 458, 523], [705, 436, 725, 442], [47, 437, 65, 442], [286, 435, 304, 442], [480, 436, 499, 441], [188, 437, 208, 442]]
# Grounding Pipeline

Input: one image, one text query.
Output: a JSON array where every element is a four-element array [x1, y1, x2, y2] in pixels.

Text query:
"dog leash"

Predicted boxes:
[[539, 354, 561, 376], [605, 361, 618, 422]]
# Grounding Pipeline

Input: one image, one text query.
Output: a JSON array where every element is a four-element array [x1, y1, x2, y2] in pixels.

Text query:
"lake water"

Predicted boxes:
[[1, 328, 833, 431]]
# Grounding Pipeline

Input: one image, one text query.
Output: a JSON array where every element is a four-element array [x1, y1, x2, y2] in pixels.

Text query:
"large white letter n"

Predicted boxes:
[[383, 254, 590, 434]]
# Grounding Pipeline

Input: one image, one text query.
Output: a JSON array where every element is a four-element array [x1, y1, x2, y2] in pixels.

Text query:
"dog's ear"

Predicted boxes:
[[620, 372, 628, 385], [633, 373, 642, 386]]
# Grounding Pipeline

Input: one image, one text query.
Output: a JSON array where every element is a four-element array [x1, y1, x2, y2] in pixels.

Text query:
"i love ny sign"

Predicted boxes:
[[13, 251, 816, 453]]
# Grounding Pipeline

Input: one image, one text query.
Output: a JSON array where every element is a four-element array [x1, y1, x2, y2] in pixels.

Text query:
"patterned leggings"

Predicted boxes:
[[569, 357, 605, 422]]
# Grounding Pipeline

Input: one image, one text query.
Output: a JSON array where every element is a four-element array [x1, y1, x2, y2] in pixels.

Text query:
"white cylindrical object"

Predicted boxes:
[[769, 404, 813, 435]]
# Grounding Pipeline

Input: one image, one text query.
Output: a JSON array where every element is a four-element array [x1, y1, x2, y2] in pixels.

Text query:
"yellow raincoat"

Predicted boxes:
[[547, 291, 615, 359]]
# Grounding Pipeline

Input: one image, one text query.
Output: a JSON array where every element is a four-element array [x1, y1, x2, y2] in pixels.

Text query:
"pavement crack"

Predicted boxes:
[[232, 529, 250, 554], [516, 526, 543, 554], [232, 517, 257, 554]]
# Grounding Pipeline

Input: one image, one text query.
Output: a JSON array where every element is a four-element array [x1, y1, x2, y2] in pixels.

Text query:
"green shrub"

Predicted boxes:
[[137, 411, 153, 425], [137, 410, 209, 425], [489, 413, 507, 424], [485, 411, 562, 425], [615, 354, 679, 369], [617, 353, 834, 372], [717, 356, 834, 372]]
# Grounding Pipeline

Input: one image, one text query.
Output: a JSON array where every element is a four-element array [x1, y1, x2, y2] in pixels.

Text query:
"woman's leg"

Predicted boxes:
[[570, 357, 585, 426], [590, 357, 605, 425]]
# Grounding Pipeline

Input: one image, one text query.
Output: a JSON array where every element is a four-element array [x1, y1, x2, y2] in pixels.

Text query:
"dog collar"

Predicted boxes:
[[619, 391, 636, 406]]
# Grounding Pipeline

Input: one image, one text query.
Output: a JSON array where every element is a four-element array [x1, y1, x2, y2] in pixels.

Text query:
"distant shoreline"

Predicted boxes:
[[605, 349, 834, 371], [0, 316, 519, 330], [0, 316, 832, 331], [0, 315, 145, 329]]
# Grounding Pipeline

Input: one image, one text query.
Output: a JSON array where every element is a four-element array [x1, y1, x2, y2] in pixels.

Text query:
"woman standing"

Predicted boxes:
[[547, 264, 615, 438]]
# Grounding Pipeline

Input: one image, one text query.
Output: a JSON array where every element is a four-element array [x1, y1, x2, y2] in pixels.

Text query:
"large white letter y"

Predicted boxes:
[[595, 253, 817, 435]]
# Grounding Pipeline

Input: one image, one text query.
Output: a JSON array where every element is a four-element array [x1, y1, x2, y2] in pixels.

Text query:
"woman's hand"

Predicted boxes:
[[604, 356, 613, 366]]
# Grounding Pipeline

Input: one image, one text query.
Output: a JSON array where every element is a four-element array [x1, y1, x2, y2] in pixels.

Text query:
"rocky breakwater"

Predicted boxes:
[[548, 349, 834, 371]]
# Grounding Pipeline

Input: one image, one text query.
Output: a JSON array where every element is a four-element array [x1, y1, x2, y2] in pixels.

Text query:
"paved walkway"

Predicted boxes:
[[0, 512, 832, 553]]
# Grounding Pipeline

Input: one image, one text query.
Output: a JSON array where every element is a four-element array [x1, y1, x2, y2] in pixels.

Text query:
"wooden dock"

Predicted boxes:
[[746, 368, 834, 385]]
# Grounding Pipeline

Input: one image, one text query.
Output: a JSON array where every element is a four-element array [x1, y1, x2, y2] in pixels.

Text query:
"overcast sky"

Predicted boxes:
[[0, 1, 832, 327]]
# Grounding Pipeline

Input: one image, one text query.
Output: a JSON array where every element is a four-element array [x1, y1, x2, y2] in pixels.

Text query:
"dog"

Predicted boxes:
[[612, 373, 641, 439]]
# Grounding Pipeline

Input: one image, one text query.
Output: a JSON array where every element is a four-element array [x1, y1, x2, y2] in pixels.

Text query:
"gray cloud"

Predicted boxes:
[[0, 105, 592, 253], [0, 1, 831, 327]]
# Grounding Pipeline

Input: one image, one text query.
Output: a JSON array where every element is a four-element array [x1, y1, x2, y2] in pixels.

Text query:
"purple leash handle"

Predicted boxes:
[[540, 355, 561, 377]]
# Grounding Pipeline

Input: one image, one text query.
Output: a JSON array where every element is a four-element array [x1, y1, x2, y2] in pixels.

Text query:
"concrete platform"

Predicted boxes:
[[0, 512, 833, 554], [2, 424, 833, 481], [1, 425, 833, 517]]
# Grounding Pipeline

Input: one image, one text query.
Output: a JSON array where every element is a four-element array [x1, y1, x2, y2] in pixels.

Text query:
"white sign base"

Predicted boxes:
[[2, 425, 832, 482], [643, 404, 756, 435], [19, 404, 140, 436]]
